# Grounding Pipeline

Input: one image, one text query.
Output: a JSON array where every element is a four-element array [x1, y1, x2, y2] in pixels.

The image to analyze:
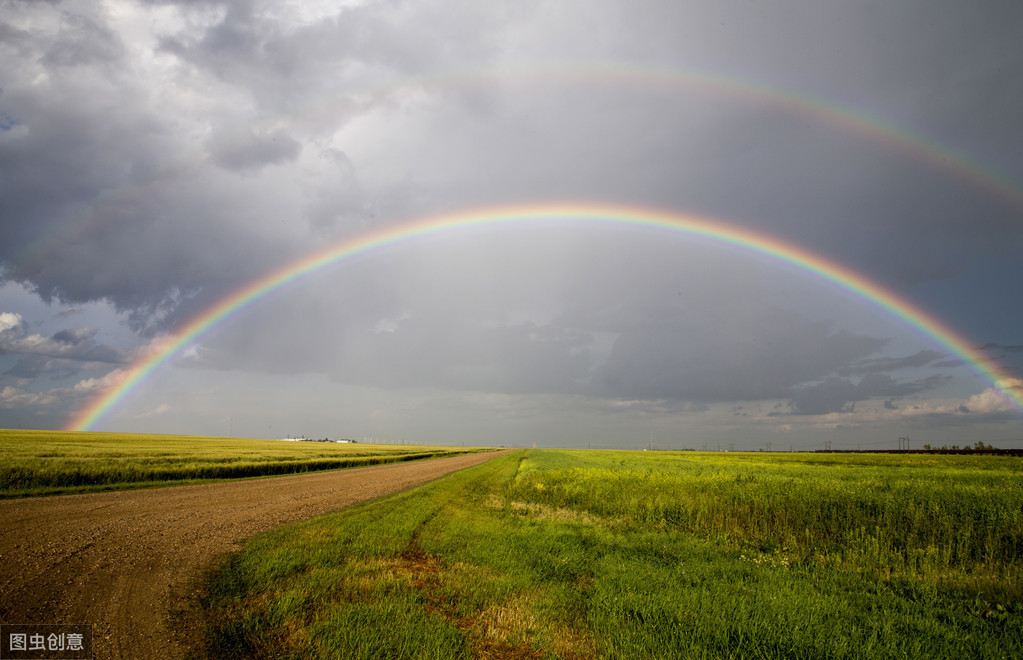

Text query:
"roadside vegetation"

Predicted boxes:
[[197, 449, 1022, 659], [0, 429, 482, 497]]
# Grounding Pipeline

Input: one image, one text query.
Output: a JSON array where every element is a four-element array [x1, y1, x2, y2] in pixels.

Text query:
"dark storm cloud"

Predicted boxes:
[[788, 373, 948, 416], [4, 0, 1022, 323], [982, 343, 1023, 354], [596, 311, 886, 403], [837, 350, 944, 376], [1, 0, 1022, 440], [603, 1, 1023, 290], [898, 404, 1023, 428], [0, 0, 517, 334], [0, 5, 303, 329], [2, 174, 293, 332]]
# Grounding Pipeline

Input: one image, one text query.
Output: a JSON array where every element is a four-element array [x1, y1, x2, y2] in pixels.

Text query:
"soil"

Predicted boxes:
[[0, 450, 507, 659]]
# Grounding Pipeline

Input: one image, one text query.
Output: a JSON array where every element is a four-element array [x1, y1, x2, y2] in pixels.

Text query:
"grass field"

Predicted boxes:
[[197, 448, 1022, 659], [0, 429, 482, 497]]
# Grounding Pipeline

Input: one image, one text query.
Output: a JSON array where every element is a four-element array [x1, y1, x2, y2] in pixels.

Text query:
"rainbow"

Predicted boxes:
[[16, 61, 1023, 280], [302, 60, 1023, 215], [67, 203, 1023, 431]]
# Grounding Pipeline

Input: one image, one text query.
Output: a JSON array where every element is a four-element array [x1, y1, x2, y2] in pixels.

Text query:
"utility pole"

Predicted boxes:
[[898, 436, 910, 451]]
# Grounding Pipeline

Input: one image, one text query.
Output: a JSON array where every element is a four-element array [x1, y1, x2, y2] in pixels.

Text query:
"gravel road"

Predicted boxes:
[[0, 451, 506, 659]]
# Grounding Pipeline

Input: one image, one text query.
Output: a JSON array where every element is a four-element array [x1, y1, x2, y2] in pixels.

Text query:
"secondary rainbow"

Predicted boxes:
[[67, 203, 1023, 431], [301, 60, 1023, 215], [18, 61, 1023, 284]]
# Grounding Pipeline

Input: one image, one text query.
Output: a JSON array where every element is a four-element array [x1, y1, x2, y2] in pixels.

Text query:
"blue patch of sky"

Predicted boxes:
[[0, 87, 18, 131]]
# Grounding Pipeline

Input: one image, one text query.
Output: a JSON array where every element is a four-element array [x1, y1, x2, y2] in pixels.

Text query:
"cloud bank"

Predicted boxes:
[[1, 0, 1021, 446]]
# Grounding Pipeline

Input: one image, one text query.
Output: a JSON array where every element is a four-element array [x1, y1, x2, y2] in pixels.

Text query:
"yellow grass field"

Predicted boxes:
[[0, 429, 482, 497]]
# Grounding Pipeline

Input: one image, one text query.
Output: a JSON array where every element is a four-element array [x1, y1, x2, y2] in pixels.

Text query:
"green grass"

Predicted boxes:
[[195, 449, 1023, 659], [0, 429, 484, 497], [513, 450, 1023, 584]]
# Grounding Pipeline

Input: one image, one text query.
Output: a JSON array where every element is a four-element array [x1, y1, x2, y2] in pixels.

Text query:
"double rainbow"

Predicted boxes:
[[67, 203, 1022, 431]]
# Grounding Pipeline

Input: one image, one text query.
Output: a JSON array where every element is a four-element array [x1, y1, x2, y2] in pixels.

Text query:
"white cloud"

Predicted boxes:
[[0, 385, 58, 409], [960, 386, 1017, 415], [0, 312, 23, 334], [73, 369, 126, 394], [0, 312, 123, 365]]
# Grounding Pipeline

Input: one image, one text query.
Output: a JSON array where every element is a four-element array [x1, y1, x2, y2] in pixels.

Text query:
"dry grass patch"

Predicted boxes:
[[475, 592, 542, 640], [507, 499, 604, 525]]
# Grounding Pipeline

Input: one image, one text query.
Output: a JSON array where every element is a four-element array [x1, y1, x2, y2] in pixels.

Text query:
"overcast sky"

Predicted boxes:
[[2, 0, 1022, 450]]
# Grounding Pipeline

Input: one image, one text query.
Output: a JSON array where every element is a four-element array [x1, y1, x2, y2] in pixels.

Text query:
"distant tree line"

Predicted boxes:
[[921, 441, 998, 452]]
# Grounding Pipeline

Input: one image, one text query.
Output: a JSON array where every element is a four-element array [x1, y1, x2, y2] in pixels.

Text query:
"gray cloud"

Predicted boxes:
[[41, 11, 124, 67], [597, 314, 886, 403], [0, 311, 124, 386], [331, 318, 593, 395], [837, 350, 944, 376], [982, 343, 1023, 354], [789, 373, 948, 416], [4, 0, 1022, 322], [0, 21, 33, 54], [155, 0, 511, 123], [1, 0, 1021, 442], [206, 126, 301, 172]]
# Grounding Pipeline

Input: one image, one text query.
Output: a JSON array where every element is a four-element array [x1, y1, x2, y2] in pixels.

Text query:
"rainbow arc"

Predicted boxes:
[[67, 203, 1023, 431]]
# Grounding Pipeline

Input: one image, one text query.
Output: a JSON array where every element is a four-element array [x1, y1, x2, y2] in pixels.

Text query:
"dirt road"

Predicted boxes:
[[0, 451, 506, 659]]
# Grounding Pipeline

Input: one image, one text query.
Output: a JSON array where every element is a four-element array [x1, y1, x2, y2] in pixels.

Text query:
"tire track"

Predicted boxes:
[[0, 450, 507, 659]]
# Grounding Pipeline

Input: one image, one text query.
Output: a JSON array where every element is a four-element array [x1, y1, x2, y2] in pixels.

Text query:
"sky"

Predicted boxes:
[[1, 0, 1022, 450]]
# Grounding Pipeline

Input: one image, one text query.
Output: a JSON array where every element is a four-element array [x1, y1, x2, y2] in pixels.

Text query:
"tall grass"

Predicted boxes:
[[510, 450, 1023, 584], [196, 449, 1022, 659], [0, 429, 481, 497]]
